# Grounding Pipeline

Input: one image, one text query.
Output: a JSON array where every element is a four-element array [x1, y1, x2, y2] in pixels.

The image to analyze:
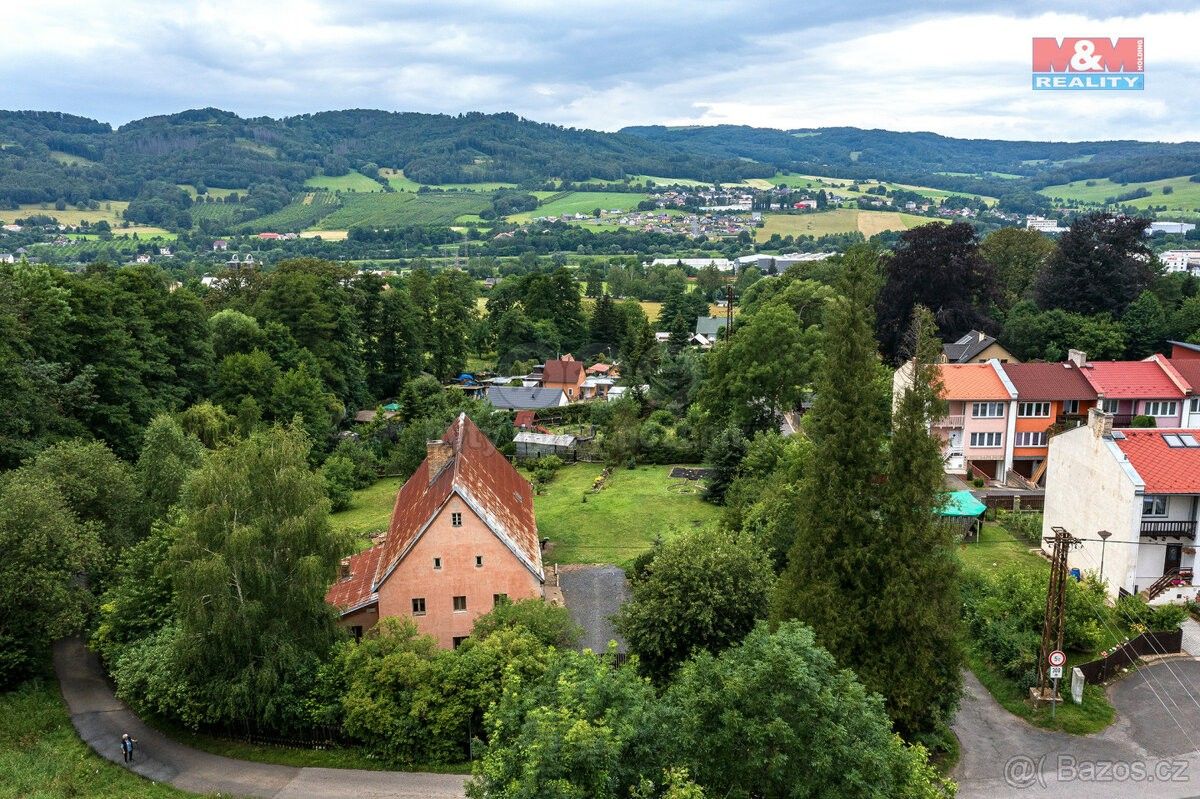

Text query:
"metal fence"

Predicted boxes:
[[1075, 629, 1183, 683], [981, 494, 1045, 512]]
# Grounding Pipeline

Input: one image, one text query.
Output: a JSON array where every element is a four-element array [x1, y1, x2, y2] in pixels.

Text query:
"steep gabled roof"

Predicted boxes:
[[1168, 358, 1200, 394], [1113, 429, 1200, 494], [936, 362, 1013, 401], [325, 541, 386, 612], [942, 330, 998, 363], [1000, 362, 1097, 401], [372, 414, 542, 592], [1081, 360, 1185, 399], [542, 358, 583, 384]]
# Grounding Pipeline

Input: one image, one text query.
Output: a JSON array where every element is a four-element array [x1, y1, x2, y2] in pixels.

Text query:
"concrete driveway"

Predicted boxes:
[[558, 564, 630, 653], [955, 660, 1200, 798], [54, 638, 466, 798]]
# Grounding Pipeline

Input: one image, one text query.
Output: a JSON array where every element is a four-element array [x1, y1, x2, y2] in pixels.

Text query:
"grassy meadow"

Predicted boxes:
[[304, 172, 386, 192], [317, 192, 491, 229], [755, 209, 930, 240], [1039, 174, 1200, 215], [533, 463, 720, 566], [508, 191, 650, 223], [0, 678, 192, 799]]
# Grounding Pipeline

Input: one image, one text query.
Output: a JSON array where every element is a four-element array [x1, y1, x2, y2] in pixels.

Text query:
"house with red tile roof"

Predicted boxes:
[[1044, 410, 1200, 603], [894, 359, 1017, 478], [325, 413, 544, 647], [1076, 352, 1189, 427], [540, 356, 586, 401], [1000, 362, 1097, 483]]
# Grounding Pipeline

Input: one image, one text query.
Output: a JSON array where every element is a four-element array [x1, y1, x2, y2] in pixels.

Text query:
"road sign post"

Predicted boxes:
[[1047, 650, 1066, 720]]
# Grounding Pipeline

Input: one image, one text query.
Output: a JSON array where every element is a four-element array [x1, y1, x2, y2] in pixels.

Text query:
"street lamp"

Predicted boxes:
[[1098, 530, 1113, 585]]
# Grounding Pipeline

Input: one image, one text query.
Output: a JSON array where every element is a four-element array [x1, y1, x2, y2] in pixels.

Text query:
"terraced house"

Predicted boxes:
[[326, 414, 545, 648]]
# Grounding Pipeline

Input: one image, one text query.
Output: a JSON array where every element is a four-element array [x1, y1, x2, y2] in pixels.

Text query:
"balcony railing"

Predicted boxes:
[[1111, 413, 1135, 428], [933, 415, 964, 429], [1140, 520, 1198, 538]]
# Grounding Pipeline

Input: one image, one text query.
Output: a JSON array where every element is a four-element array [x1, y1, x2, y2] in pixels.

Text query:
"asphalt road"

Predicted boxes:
[[53, 638, 466, 798], [954, 660, 1200, 798], [558, 564, 630, 653]]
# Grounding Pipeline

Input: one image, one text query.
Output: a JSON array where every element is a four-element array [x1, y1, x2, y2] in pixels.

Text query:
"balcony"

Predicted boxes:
[[933, 415, 964, 429], [1140, 520, 1198, 539], [1111, 413, 1135, 428]]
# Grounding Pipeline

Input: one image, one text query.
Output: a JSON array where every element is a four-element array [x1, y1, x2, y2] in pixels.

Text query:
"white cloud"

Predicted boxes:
[[0, 1, 1195, 141]]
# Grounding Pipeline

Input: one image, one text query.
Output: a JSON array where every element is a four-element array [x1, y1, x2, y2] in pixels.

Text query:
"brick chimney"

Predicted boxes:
[[426, 439, 455, 482], [1067, 349, 1088, 368], [1088, 406, 1113, 439]]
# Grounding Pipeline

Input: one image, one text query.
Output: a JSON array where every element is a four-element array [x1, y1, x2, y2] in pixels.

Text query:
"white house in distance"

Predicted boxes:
[[1043, 409, 1200, 604]]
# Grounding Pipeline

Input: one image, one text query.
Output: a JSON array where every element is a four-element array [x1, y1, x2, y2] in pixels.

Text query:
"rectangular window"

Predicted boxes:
[[451, 512, 463, 527], [433, 557, 441, 570], [1063, 400, 1080, 415], [1018, 402, 1051, 418], [1144, 401, 1178, 417], [1014, 431, 1048, 447], [493, 593, 508, 607], [453, 595, 467, 612], [475, 555, 483, 568], [452, 636, 469, 649], [1191, 398, 1200, 413], [969, 432, 1003, 448], [1143, 495, 1168, 516], [971, 402, 1005, 418], [412, 597, 426, 615], [1101, 398, 1119, 414]]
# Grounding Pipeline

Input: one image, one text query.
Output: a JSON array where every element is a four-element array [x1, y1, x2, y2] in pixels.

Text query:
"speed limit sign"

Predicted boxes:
[[1048, 650, 1066, 668]]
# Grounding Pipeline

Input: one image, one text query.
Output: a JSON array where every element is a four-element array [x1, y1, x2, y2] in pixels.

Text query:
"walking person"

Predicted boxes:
[[121, 733, 137, 763]]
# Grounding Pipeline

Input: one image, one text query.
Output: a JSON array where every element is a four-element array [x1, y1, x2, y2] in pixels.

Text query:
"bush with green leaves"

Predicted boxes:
[[320, 455, 357, 512], [995, 510, 1043, 546], [1115, 594, 1187, 633], [469, 597, 580, 648], [527, 455, 564, 489], [963, 568, 1107, 685]]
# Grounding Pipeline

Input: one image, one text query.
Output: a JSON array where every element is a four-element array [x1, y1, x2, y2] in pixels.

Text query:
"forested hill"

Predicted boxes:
[[6, 106, 1200, 209], [0, 108, 766, 206], [621, 124, 1200, 198]]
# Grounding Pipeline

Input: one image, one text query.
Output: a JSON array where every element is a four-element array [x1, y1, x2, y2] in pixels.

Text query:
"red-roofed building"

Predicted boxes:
[[540, 356, 586, 401], [1078, 354, 1188, 426], [325, 413, 545, 647], [1000, 362, 1097, 482], [1044, 410, 1200, 603]]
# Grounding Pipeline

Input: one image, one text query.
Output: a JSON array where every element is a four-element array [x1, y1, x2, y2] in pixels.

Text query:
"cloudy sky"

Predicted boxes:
[[3, 1, 1197, 141]]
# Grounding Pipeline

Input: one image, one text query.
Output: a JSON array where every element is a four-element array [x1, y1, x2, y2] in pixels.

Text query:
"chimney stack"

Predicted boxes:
[[426, 439, 455, 482], [1067, 349, 1088, 368], [1088, 406, 1113, 439]]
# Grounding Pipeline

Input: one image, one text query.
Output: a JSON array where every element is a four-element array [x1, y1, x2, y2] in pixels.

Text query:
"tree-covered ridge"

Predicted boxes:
[[0, 108, 766, 207]]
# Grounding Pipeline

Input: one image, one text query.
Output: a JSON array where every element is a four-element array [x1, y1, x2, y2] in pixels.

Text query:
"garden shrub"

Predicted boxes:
[[995, 510, 1043, 545]]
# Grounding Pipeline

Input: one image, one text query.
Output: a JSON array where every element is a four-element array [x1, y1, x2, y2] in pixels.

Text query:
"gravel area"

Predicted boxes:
[[558, 564, 631, 653]]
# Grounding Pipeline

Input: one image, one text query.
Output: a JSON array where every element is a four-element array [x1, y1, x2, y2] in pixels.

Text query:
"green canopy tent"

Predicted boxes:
[[940, 490, 986, 541]]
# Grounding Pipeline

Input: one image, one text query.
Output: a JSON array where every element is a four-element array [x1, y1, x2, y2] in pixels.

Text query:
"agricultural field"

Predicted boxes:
[[188, 202, 242, 227], [380, 167, 517, 192], [49, 150, 96, 165], [299, 229, 349, 240], [508, 191, 650, 223], [316, 191, 492, 229], [629, 174, 720, 188], [303, 171, 385, 192], [755, 208, 930, 240], [1039, 175, 1200, 215], [9, 201, 129, 227], [177, 184, 243, 199], [236, 192, 341, 232], [533, 463, 720, 566]]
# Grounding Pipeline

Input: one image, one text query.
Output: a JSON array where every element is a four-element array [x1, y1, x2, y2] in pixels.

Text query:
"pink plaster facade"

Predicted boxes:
[[961, 402, 1010, 467], [375, 493, 543, 648]]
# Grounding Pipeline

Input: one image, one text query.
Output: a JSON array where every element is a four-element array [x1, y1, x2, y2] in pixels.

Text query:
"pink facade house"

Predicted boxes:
[[326, 413, 545, 648], [1078, 354, 1190, 428]]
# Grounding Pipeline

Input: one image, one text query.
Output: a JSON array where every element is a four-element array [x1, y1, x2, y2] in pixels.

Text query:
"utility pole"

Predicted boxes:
[[725, 284, 734, 336], [1036, 526, 1078, 701]]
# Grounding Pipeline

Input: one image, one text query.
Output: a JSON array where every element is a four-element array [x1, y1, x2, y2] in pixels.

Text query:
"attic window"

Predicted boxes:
[[512, 490, 524, 504], [1165, 433, 1200, 448], [451, 512, 462, 527]]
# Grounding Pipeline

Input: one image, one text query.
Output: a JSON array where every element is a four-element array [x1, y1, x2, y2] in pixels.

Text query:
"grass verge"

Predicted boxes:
[[967, 648, 1115, 735], [0, 677, 193, 798]]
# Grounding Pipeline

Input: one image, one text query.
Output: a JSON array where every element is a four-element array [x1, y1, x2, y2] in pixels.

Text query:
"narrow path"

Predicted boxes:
[[53, 638, 466, 798], [954, 665, 1200, 798]]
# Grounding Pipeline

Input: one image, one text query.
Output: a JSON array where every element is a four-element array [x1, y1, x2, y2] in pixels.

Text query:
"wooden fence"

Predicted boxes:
[[981, 494, 1045, 512], [1075, 628, 1183, 683]]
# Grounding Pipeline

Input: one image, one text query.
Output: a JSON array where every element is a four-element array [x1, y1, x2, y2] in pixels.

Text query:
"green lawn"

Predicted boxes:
[[316, 192, 491, 229], [533, 463, 720, 566], [1039, 174, 1200, 214], [508, 191, 650, 223], [304, 172, 386, 192], [755, 209, 930, 240], [0, 678, 193, 798], [331, 476, 405, 546]]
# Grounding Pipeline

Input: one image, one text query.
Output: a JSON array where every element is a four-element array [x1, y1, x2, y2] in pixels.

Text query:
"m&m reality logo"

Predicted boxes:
[[1032, 37, 1144, 90]]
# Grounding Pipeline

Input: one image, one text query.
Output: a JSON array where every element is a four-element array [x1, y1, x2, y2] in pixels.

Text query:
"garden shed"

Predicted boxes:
[[940, 490, 986, 541], [514, 432, 578, 459]]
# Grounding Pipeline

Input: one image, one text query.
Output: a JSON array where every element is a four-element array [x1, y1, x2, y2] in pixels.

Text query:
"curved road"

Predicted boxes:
[[53, 638, 466, 798], [955, 660, 1200, 798]]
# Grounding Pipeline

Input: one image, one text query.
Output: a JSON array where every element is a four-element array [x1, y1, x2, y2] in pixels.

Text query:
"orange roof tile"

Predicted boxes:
[[325, 542, 385, 611], [936, 362, 1012, 401], [1114, 429, 1200, 494], [372, 414, 542, 592]]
